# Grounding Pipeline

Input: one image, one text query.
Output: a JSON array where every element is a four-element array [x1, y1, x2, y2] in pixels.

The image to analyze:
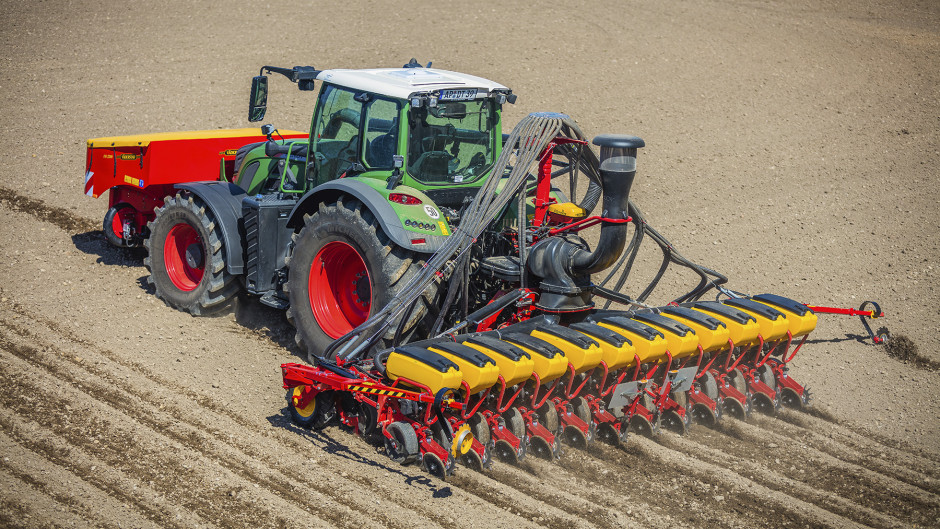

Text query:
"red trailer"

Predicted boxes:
[[84, 128, 306, 246]]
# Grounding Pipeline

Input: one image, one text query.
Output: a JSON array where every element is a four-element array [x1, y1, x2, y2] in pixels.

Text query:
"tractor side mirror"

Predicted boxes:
[[249, 75, 268, 122]]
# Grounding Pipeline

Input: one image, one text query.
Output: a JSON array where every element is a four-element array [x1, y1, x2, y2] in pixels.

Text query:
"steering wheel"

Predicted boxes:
[[323, 108, 361, 139]]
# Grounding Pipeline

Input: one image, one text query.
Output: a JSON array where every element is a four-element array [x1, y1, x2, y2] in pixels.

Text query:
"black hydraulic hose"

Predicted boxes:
[[332, 113, 573, 361]]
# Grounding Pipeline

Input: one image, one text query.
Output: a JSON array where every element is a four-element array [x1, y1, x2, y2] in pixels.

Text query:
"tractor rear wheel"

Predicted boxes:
[[286, 196, 433, 360], [144, 193, 240, 315]]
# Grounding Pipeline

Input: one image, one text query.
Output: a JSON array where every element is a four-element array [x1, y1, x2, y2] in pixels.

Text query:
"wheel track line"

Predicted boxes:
[[0, 407, 210, 529], [0, 315, 481, 529], [2, 298, 637, 528], [503, 454, 715, 529], [448, 470, 587, 529], [660, 431, 912, 529], [0, 466, 97, 529], [0, 312, 509, 529], [565, 441, 809, 529], [488, 442, 778, 529], [0, 431, 160, 529], [0, 302, 824, 528], [775, 409, 940, 467], [459, 462, 623, 529], [0, 331, 417, 529], [752, 412, 940, 488], [625, 436, 873, 529], [720, 419, 940, 515]]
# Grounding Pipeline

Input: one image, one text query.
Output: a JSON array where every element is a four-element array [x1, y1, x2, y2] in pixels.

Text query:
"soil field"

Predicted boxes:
[[1, 0, 938, 527]]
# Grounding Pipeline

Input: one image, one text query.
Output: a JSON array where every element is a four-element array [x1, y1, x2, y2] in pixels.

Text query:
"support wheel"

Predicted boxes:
[[502, 407, 526, 441], [385, 422, 419, 465], [537, 402, 559, 433], [103, 203, 139, 248], [468, 412, 491, 447], [572, 397, 592, 427], [287, 388, 335, 429], [701, 371, 719, 401], [286, 196, 433, 360], [145, 193, 240, 315]]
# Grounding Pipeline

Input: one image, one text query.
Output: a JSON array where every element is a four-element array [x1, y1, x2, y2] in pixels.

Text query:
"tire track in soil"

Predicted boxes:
[[0, 320, 430, 529], [708, 418, 940, 526], [0, 302, 560, 529], [656, 428, 918, 529], [1, 291, 660, 529], [560, 440, 819, 529], [1, 214, 936, 529], [7, 291, 928, 529], [0, 467, 95, 529], [0, 432, 157, 529], [771, 409, 940, 476], [0, 185, 99, 235]]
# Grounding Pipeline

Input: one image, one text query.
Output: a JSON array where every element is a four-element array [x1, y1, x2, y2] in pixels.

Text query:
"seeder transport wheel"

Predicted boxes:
[[385, 422, 419, 465], [287, 388, 335, 429]]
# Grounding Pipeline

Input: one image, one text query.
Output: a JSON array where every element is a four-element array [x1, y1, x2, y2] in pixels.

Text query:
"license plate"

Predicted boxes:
[[438, 88, 477, 101]]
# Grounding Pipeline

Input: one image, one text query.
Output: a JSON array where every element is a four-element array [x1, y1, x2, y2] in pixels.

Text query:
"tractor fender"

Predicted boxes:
[[175, 181, 246, 274], [287, 180, 446, 253]]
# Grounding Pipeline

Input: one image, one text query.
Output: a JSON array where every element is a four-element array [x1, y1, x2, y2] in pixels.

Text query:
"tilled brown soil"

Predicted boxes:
[[1, 0, 938, 527]]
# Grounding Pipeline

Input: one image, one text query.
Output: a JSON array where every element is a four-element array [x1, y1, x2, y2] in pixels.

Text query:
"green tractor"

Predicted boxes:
[[142, 60, 520, 357]]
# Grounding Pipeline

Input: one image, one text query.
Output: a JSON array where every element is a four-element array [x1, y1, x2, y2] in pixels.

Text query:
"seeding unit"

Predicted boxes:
[[84, 61, 885, 480]]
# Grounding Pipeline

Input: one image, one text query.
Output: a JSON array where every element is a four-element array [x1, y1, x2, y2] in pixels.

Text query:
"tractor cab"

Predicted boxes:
[[245, 64, 516, 208]]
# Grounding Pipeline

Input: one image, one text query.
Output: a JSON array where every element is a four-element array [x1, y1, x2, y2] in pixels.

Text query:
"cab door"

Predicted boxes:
[[309, 84, 364, 185]]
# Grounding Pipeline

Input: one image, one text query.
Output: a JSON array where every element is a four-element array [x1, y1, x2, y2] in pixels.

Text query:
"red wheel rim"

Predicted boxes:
[[110, 208, 134, 240], [309, 241, 371, 338], [164, 223, 204, 291]]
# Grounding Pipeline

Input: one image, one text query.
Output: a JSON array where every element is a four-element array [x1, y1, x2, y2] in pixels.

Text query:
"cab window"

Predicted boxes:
[[363, 98, 401, 169], [312, 85, 363, 182]]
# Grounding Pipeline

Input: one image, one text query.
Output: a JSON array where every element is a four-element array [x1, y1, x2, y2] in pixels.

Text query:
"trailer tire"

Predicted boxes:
[[103, 203, 139, 248], [286, 196, 433, 360], [144, 193, 241, 316]]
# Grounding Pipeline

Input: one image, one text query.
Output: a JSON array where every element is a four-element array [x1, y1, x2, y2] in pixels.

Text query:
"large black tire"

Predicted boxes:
[[144, 193, 240, 315], [285, 196, 434, 360]]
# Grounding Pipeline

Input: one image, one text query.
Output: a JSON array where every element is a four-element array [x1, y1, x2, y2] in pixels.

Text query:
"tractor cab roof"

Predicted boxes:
[[315, 67, 510, 100]]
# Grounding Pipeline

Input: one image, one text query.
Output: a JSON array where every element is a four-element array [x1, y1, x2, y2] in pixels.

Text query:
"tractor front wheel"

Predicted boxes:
[[286, 196, 432, 361], [144, 193, 241, 316]]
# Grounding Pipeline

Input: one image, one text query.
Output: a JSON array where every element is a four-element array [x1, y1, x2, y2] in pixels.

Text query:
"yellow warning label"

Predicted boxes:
[[123, 175, 141, 187], [348, 385, 407, 398], [438, 221, 449, 236]]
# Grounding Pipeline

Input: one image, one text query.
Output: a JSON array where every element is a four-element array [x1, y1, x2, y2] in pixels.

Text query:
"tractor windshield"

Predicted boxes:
[[407, 99, 497, 185]]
